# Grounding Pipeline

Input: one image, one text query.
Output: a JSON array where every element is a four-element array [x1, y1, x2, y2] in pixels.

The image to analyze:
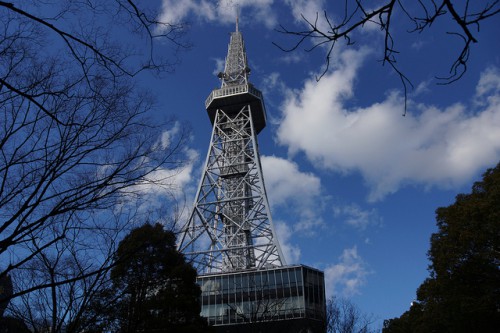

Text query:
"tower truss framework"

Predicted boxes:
[[178, 26, 285, 274]]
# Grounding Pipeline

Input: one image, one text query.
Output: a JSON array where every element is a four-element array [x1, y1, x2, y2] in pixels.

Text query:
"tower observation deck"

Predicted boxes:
[[177, 19, 326, 332]]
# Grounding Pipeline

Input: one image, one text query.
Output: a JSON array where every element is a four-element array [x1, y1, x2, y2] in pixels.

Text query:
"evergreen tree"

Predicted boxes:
[[383, 163, 500, 332], [82, 223, 210, 333]]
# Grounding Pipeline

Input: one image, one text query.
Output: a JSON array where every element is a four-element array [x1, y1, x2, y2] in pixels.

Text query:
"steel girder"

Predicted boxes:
[[178, 105, 284, 273]]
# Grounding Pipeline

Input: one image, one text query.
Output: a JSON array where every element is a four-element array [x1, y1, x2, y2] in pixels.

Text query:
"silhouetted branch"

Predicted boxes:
[[0, 1, 190, 318], [275, 0, 499, 114]]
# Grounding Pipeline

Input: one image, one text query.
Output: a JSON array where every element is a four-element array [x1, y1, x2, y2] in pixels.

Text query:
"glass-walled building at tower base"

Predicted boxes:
[[197, 265, 326, 333]]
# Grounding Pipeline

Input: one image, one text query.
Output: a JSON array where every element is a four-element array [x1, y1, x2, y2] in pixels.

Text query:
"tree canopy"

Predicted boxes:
[[79, 223, 210, 333], [383, 162, 500, 332]]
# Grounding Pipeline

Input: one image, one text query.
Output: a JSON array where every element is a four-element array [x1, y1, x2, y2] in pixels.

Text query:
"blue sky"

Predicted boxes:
[[139, 0, 499, 328]]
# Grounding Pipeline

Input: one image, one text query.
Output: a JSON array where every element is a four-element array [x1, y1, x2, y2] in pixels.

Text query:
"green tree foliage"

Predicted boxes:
[[81, 223, 210, 333], [383, 163, 500, 332]]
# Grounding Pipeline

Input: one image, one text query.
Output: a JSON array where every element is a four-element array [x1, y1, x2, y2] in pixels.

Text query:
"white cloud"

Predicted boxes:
[[411, 40, 426, 50], [324, 246, 370, 297], [277, 49, 500, 201], [261, 72, 284, 93], [278, 53, 304, 64], [155, 122, 181, 150], [133, 152, 198, 203], [274, 221, 301, 264], [157, 0, 276, 28], [284, 0, 325, 23], [413, 79, 431, 97], [334, 203, 381, 230], [261, 155, 324, 232], [283, 0, 381, 43], [259, 73, 288, 115], [262, 155, 320, 205], [125, 126, 200, 219], [475, 66, 500, 104], [138, 126, 199, 198], [211, 57, 225, 76]]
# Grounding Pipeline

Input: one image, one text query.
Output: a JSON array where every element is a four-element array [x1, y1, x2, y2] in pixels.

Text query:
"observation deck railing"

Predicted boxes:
[[205, 83, 262, 109]]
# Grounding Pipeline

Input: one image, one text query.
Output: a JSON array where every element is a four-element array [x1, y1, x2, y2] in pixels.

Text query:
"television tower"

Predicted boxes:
[[178, 19, 285, 274]]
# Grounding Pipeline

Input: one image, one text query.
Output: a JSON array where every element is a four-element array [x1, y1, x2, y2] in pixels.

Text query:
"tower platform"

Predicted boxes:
[[205, 83, 267, 134]]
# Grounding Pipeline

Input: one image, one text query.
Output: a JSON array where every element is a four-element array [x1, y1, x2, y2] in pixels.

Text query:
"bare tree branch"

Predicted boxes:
[[274, 0, 499, 114], [325, 296, 377, 333], [0, 1, 191, 320]]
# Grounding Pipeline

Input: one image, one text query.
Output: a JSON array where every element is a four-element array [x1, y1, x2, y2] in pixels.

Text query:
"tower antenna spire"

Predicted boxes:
[[236, 5, 240, 32], [235, 5, 239, 32]]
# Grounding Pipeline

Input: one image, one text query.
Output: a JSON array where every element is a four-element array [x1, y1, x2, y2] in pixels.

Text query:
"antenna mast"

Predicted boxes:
[[235, 4, 239, 32]]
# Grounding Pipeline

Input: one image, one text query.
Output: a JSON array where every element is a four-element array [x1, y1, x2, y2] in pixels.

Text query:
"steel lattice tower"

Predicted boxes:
[[178, 21, 285, 274]]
